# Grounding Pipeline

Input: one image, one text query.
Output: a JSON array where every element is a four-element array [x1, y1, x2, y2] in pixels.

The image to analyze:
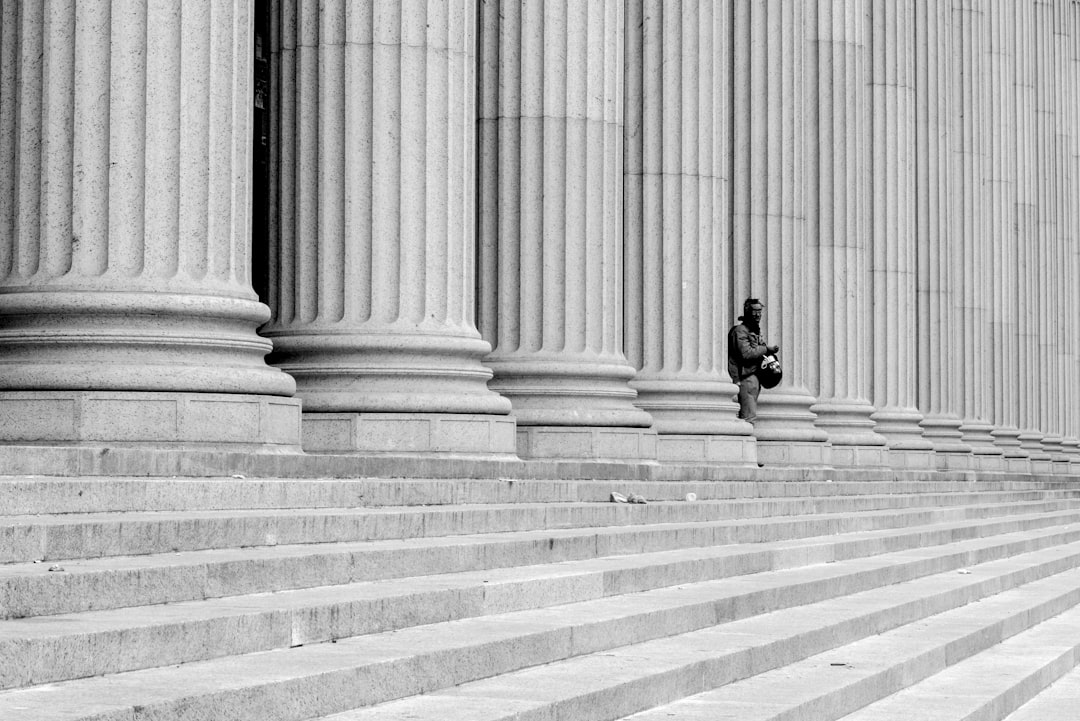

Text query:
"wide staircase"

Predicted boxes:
[[3, 473, 1080, 720]]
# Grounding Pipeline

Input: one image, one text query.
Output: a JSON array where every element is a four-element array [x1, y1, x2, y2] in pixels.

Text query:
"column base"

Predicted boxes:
[[828, 445, 890, 468], [935, 452, 974, 471], [655, 433, 757, 465], [1042, 435, 1071, 471], [871, 407, 933, 456], [1064, 439, 1080, 468], [516, 426, 658, 462], [881, 449, 936, 470], [1003, 457, 1032, 473], [0, 391, 301, 451], [1018, 429, 1052, 472], [302, 413, 518, 457], [754, 388, 832, 467], [811, 400, 888, 468], [959, 421, 1005, 471], [921, 414, 972, 470], [755, 440, 832, 467], [990, 426, 1025, 455]]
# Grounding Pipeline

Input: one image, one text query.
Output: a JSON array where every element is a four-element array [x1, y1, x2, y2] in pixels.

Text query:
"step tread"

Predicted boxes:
[[835, 607, 1080, 720], [5, 504, 1080, 622], [4, 536, 1080, 721], [6, 519, 1080, 644], [4, 522, 1079, 692], [317, 554, 1080, 721], [625, 563, 1080, 719], [3, 490, 1068, 523], [1003, 661, 1080, 720], [4, 501, 1075, 579]]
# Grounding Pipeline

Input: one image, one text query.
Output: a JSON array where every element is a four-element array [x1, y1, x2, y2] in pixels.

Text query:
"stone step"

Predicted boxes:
[[5, 517, 1080, 690], [316, 544, 1080, 721], [4, 500, 1079, 619], [3, 491, 1076, 564], [833, 603, 1080, 720], [624, 561, 1080, 720], [1003, 660, 1080, 720], [3, 476, 1076, 515], [3, 530, 1080, 721]]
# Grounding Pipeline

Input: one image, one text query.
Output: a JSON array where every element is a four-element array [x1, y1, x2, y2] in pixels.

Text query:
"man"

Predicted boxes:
[[727, 298, 779, 424]]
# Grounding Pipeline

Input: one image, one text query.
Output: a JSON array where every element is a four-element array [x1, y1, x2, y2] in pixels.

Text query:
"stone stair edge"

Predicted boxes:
[[7, 533, 1079, 721], [2, 444, 1079, 483], [832, 604, 1080, 721], [2, 489, 1074, 523], [320, 562, 1080, 721], [4, 503, 1080, 622], [627, 571, 1080, 721], [3, 477, 1078, 516], [4, 496, 1080, 566], [1002, 654, 1080, 720], [5, 517, 1080, 691]]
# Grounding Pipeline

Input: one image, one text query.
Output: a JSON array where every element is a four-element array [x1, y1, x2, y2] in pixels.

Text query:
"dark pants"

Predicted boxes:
[[737, 374, 761, 424]]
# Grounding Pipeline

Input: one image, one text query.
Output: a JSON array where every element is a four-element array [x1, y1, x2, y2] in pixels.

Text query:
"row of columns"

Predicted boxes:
[[0, 1, 1078, 471]]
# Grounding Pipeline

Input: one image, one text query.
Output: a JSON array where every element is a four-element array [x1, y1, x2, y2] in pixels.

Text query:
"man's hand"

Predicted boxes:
[[767, 345, 780, 355]]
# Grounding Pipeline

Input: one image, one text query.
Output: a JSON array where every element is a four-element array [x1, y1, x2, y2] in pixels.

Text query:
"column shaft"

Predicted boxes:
[[0, 1, 300, 449], [728, 0, 830, 466], [868, 0, 932, 467], [1033, 0, 1067, 467], [985, 0, 1027, 469], [1051, 1, 1076, 469], [809, 0, 888, 467], [263, 0, 515, 455], [477, 0, 655, 461], [916, 0, 973, 467], [624, 0, 755, 464], [954, 0, 1004, 468], [1014, 0, 1051, 468], [1069, 4, 1080, 467]]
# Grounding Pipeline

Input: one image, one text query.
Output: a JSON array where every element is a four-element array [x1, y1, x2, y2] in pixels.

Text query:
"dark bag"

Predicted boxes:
[[758, 353, 782, 389]]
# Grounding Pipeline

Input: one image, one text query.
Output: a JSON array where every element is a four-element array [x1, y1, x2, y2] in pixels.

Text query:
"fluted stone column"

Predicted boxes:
[[916, 1, 973, 469], [868, 0, 933, 468], [1033, 0, 1069, 470], [0, 1, 301, 450], [1014, 0, 1053, 471], [808, 0, 888, 467], [623, 0, 755, 465], [477, 0, 655, 461], [1050, 0, 1076, 471], [984, 0, 1028, 471], [728, 0, 830, 466], [1069, 4, 1080, 468], [954, 1, 1004, 470], [262, 1, 515, 456], [984, 0, 1023, 470]]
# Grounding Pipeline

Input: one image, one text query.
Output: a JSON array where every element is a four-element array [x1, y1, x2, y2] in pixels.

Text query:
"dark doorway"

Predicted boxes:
[[251, 0, 271, 306]]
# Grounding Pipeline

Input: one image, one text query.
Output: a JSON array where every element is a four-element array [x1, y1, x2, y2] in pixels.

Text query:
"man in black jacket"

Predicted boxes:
[[727, 298, 779, 424]]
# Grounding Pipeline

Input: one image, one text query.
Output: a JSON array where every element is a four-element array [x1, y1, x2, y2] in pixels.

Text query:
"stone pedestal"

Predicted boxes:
[[302, 413, 517, 458], [262, 0, 515, 456], [0, 392, 299, 451], [477, 0, 655, 461], [0, 1, 301, 450], [623, 0, 755, 466]]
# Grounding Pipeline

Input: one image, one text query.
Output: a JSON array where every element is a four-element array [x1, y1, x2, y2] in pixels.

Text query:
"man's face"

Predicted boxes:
[[748, 304, 764, 324]]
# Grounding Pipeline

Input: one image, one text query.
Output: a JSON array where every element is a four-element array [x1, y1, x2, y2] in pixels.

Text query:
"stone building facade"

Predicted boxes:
[[0, 0, 1078, 473]]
